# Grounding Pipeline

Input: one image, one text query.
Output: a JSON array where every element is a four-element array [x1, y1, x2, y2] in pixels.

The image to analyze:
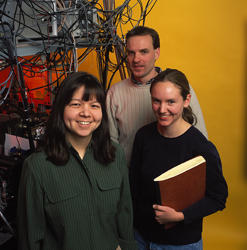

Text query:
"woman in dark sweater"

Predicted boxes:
[[129, 68, 228, 250]]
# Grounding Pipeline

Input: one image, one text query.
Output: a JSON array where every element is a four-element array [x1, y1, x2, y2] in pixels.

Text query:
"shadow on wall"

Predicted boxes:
[[245, 22, 247, 180]]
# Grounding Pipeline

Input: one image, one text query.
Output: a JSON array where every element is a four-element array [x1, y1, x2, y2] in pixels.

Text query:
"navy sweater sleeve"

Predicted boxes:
[[183, 139, 228, 223], [129, 130, 143, 214]]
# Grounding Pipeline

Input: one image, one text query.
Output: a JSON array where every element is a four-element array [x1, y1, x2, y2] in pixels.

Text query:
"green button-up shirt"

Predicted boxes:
[[17, 143, 137, 250]]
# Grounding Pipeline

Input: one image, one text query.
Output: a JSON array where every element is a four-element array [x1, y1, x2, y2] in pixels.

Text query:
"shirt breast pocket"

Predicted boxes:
[[46, 187, 81, 204], [44, 181, 86, 223], [96, 174, 121, 214]]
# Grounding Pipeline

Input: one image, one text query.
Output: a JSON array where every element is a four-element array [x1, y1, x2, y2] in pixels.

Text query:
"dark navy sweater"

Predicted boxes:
[[129, 122, 228, 245]]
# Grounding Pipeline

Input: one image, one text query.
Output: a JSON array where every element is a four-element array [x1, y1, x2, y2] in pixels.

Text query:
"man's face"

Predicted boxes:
[[126, 34, 160, 83]]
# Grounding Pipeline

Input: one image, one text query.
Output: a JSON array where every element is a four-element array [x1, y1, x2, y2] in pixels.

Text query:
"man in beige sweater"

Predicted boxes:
[[106, 26, 208, 166]]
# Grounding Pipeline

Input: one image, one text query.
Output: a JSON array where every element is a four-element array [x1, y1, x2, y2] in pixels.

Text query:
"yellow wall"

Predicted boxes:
[[79, 1, 247, 249]]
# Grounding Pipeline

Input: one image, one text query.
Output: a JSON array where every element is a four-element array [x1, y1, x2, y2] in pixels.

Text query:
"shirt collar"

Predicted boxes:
[[68, 140, 93, 159], [131, 67, 162, 85]]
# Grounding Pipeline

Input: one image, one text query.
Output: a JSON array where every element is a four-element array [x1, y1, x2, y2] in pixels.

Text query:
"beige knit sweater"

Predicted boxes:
[[106, 78, 208, 165]]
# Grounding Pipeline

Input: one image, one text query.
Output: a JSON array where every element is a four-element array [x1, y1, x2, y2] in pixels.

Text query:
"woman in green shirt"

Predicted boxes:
[[17, 72, 137, 250]]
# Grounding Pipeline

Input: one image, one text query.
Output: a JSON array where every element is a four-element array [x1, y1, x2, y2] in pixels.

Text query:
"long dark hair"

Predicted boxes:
[[150, 68, 197, 125], [42, 72, 115, 165]]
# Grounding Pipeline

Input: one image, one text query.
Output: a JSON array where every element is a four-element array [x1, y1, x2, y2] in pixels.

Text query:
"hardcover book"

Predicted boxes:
[[154, 155, 206, 229]]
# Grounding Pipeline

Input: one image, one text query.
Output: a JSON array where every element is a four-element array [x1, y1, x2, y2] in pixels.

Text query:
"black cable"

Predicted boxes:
[[0, 0, 158, 101]]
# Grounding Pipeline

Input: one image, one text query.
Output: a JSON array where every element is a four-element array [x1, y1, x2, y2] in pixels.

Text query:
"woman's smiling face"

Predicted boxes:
[[151, 81, 190, 130], [63, 85, 102, 142]]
